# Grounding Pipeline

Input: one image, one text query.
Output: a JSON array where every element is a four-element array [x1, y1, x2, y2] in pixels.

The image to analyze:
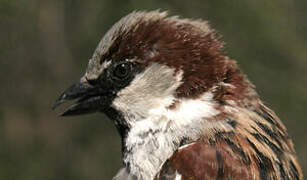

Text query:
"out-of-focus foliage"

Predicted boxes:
[[0, 0, 306, 179]]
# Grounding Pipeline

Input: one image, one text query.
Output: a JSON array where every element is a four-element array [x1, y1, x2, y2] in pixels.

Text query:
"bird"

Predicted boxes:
[[53, 10, 303, 180]]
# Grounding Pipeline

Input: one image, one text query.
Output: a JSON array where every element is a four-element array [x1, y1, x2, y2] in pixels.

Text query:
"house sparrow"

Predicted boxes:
[[53, 10, 302, 180]]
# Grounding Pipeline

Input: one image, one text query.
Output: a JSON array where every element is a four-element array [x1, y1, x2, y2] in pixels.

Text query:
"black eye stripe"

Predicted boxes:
[[91, 60, 142, 97]]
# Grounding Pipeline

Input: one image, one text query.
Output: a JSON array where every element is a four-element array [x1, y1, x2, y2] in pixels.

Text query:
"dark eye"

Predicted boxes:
[[113, 62, 131, 79]]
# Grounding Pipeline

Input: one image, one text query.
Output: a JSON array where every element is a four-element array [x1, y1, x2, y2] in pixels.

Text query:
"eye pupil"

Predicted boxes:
[[118, 64, 127, 76], [114, 63, 130, 79]]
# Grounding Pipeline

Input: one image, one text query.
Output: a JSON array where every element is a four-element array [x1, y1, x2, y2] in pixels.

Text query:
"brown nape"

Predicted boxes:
[[213, 59, 259, 107], [109, 16, 257, 104]]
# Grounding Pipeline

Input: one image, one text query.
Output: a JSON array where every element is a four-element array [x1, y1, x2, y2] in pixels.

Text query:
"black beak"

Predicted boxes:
[[53, 80, 108, 116]]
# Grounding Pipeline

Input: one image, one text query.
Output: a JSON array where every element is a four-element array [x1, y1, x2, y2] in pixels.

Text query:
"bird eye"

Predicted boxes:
[[113, 62, 131, 79]]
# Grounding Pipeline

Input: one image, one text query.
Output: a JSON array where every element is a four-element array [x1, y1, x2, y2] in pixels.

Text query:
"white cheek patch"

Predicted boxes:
[[112, 63, 183, 122]]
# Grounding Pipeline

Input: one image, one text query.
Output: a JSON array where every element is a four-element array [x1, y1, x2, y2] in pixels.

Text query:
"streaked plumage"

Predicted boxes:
[[54, 10, 302, 180]]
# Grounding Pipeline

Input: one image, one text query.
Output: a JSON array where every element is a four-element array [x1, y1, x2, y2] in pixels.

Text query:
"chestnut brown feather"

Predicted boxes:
[[55, 10, 302, 180]]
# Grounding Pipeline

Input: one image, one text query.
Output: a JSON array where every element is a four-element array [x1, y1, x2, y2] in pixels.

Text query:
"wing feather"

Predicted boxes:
[[155, 138, 256, 180]]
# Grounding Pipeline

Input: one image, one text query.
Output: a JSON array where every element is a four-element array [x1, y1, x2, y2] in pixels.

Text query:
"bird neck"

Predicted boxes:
[[119, 92, 221, 179], [123, 118, 180, 179]]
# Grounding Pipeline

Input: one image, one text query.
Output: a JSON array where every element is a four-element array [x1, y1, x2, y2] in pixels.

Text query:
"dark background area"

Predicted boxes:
[[0, 0, 306, 179]]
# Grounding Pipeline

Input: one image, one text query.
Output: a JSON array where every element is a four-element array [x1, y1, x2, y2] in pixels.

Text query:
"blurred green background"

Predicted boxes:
[[0, 0, 306, 179]]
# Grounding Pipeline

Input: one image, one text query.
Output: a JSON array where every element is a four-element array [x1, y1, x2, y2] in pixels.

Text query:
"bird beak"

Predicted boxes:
[[53, 79, 108, 116]]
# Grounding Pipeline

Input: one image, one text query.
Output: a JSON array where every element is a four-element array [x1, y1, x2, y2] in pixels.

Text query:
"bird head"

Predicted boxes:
[[53, 10, 257, 135]]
